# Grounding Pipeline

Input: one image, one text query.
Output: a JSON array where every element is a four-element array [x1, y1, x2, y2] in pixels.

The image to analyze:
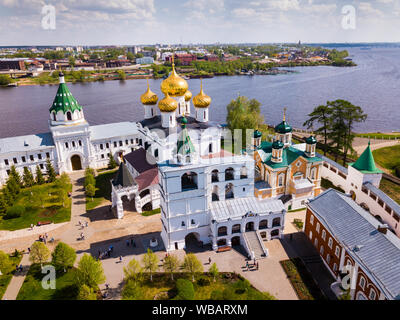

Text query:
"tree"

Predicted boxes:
[[226, 96, 265, 149], [56, 186, 68, 208], [77, 284, 97, 300], [85, 184, 96, 201], [122, 279, 144, 300], [0, 250, 13, 275], [117, 69, 126, 80], [0, 74, 12, 86], [58, 172, 71, 187], [9, 165, 22, 188], [29, 241, 50, 267], [163, 254, 179, 281], [209, 262, 219, 282], [176, 278, 195, 300], [84, 173, 95, 188], [23, 167, 35, 187], [35, 165, 45, 185], [142, 249, 159, 282], [51, 242, 76, 272], [46, 159, 57, 183], [69, 56, 76, 68], [303, 104, 332, 156], [182, 253, 203, 282], [0, 194, 7, 217], [108, 153, 117, 169], [75, 254, 106, 289], [123, 258, 143, 281], [32, 187, 47, 208]]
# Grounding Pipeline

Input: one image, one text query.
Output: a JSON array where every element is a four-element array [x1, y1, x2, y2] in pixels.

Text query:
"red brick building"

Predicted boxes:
[[167, 53, 197, 66]]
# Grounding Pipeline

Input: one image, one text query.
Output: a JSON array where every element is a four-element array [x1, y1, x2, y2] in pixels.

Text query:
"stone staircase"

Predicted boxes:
[[244, 231, 267, 260]]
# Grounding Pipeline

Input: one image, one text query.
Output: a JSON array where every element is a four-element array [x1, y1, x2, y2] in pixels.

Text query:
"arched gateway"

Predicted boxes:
[[71, 155, 82, 170]]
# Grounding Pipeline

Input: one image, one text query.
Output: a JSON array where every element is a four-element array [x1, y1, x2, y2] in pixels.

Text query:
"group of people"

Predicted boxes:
[[38, 233, 54, 244], [245, 258, 259, 271], [98, 245, 114, 260], [77, 221, 88, 241], [125, 238, 136, 247]]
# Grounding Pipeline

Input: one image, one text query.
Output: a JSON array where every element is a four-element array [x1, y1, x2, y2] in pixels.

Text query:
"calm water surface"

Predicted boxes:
[[0, 46, 399, 139]]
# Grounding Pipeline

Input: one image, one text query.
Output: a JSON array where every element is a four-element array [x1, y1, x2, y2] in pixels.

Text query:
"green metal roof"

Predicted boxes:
[[274, 120, 292, 134], [272, 140, 284, 149], [177, 118, 195, 156], [305, 135, 317, 144], [49, 81, 83, 114], [350, 142, 382, 174], [253, 130, 262, 138]]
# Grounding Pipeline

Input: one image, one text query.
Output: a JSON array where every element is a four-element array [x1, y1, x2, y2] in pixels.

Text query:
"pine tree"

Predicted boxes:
[[2, 188, 14, 207], [0, 194, 7, 217], [5, 176, 20, 200], [9, 165, 22, 187], [35, 165, 45, 185], [46, 159, 57, 183], [23, 167, 35, 187], [108, 153, 117, 169]]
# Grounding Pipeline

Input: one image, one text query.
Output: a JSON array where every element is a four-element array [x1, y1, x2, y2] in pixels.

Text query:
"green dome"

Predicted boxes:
[[272, 140, 284, 149], [274, 121, 292, 134], [49, 80, 83, 114], [306, 135, 317, 144], [253, 130, 262, 138]]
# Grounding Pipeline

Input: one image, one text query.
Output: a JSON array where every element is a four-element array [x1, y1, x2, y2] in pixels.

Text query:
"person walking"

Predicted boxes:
[[119, 255, 123, 263], [208, 257, 212, 264], [126, 239, 130, 247], [85, 221, 88, 228], [257, 262, 259, 270], [245, 261, 249, 271]]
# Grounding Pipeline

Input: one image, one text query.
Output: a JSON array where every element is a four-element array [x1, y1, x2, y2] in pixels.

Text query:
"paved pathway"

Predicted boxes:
[[1, 253, 30, 300]]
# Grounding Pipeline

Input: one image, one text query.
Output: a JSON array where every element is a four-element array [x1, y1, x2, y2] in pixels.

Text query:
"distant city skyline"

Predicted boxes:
[[1, 0, 400, 46]]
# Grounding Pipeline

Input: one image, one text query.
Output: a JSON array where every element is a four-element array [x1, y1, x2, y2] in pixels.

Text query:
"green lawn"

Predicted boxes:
[[321, 178, 345, 193], [373, 144, 400, 175], [86, 169, 118, 211], [141, 208, 161, 216], [0, 254, 23, 299], [17, 264, 78, 300], [280, 258, 325, 300], [0, 182, 72, 231], [379, 178, 400, 205], [123, 272, 275, 300]]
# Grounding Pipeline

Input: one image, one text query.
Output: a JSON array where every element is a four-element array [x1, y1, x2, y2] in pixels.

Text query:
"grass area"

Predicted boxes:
[[141, 208, 161, 216], [0, 182, 72, 231], [123, 272, 275, 300], [356, 133, 400, 139], [17, 264, 78, 300], [292, 218, 304, 230], [280, 258, 325, 300], [379, 178, 400, 205], [373, 144, 400, 175], [86, 169, 118, 211], [321, 178, 345, 193], [0, 253, 23, 299], [288, 207, 306, 213]]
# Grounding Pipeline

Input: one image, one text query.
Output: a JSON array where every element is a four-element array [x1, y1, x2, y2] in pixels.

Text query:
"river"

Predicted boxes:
[[0, 45, 399, 139]]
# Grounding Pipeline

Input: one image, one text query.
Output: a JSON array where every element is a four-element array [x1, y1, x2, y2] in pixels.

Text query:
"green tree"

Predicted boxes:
[[58, 173, 71, 187], [85, 184, 96, 201], [32, 187, 47, 208], [84, 173, 95, 188], [9, 165, 22, 187], [35, 165, 45, 185], [142, 249, 159, 282], [123, 258, 143, 281], [23, 167, 35, 187], [5, 177, 20, 202], [29, 241, 50, 267], [163, 254, 179, 280], [209, 262, 219, 282], [117, 69, 126, 80], [77, 284, 97, 300], [0, 74, 12, 86], [0, 194, 7, 217], [122, 279, 144, 300], [46, 159, 57, 183], [69, 56, 76, 68], [75, 254, 106, 289], [176, 278, 195, 300], [51, 242, 76, 272], [303, 104, 332, 156], [56, 186, 68, 208], [226, 96, 265, 150], [108, 153, 117, 169], [182, 253, 203, 282], [0, 250, 13, 275]]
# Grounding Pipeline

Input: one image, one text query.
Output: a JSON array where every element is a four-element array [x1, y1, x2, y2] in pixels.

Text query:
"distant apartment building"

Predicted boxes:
[[141, 51, 154, 57], [305, 188, 400, 300], [0, 58, 26, 70], [136, 57, 154, 65], [127, 46, 140, 54], [166, 53, 197, 65]]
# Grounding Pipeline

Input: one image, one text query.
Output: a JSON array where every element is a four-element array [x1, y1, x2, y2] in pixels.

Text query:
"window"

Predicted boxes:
[[335, 246, 340, 258], [333, 263, 338, 272], [309, 231, 313, 240], [326, 254, 331, 264], [272, 217, 281, 227], [65, 142, 69, 149], [240, 166, 248, 179], [100, 144, 104, 150], [316, 223, 320, 233], [119, 141, 123, 147], [181, 172, 198, 191], [106, 143, 109, 149], [6, 169, 10, 175], [328, 237, 333, 248], [322, 230, 326, 240], [310, 167, 316, 180], [314, 238, 318, 247], [66, 111, 72, 121], [218, 226, 227, 236], [101, 154, 105, 159], [154, 149, 159, 158], [135, 138, 138, 144], [278, 174, 284, 187], [125, 140, 129, 145], [79, 140, 82, 147], [225, 167, 234, 181], [310, 215, 314, 225], [38, 154, 42, 160], [211, 169, 219, 182], [72, 141, 76, 148], [30, 155, 34, 161], [208, 143, 213, 153], [39, 164, 44, 169], [232, 224, 241, 234], [225, 183, 234, 199], [320, 245, 324, 255], [114, 141, 117, 148], [13, 158, 17, 164], [359, 277, 366, 289], [259, 220, 268, 230], [369, 289, 376, 300], [22, 156, 26, 163], [46, 152, 50, 158], [181, 221, 185, 227], [191, 219, 195, 225], [4, 159, 9, 166], [130, 139, 134, 144]]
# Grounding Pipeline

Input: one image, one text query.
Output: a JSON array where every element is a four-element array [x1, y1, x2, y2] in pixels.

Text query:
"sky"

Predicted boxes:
[[1, 0, 400, 45]]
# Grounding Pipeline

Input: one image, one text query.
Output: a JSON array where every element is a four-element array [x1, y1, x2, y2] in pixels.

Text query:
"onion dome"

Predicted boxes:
[[49, 73, 82, 114], [140, 79, 158, 105], [305, 135, 317, 144], [160, 55, 188, 96], [254, 130, 262, 138], [184, 90, 192, 101], [181, 116, 188, 127], [275, 108, 292, 134], [272, 140, 284, 149], [193, 79, 211, 108], [158, 92, 178, 112]]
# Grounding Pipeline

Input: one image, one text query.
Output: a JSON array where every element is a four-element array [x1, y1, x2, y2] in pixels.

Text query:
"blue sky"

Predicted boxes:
[[1, 0, 400, 45]]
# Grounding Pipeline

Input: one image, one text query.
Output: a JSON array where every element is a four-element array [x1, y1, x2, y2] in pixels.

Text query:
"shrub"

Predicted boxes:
[[233, 279, 251, 294], [176, 278, 194, 300], [222, 286, 237, 300], [122, 279, 144, 300], [197, 276, 210, 287], [210, 289, 223, 300], [4, 205, 25, 219]]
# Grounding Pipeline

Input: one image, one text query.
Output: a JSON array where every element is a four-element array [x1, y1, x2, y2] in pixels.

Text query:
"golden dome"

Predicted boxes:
[[158, 93, 178, 112], [160, 55, 188, 97], [140, 79, 158, 105], [184, 90, 192, 101], [193, 79, 211, 108]]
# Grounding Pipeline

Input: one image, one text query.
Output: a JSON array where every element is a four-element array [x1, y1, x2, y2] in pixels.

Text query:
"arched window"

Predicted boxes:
[[259, 220, 268, 230], [181, 172, 198, 191], [310, 167, 317, 180], [225, 167, 234, 181], [232, 224, 241, 234], [359, 276, 366, 289], [320, 245, 324, 255], [240, 166, 248, 179], [369, 289, 376, 300], [278, 173, 284, 187], [309, 231, 313, 240], [66, 111, 72, 121], [209, 143, 213, 153], [272, 217, 281, 227], [225, 183, 234, 199], [322, 230, 326, 240], [212, 185, 219, 201], [211, 169, 219, 182], [52, 112, 56, 121], [154, 149, 159, 158], [218, 226, 227, 237], [204, 110, 206, 119]]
